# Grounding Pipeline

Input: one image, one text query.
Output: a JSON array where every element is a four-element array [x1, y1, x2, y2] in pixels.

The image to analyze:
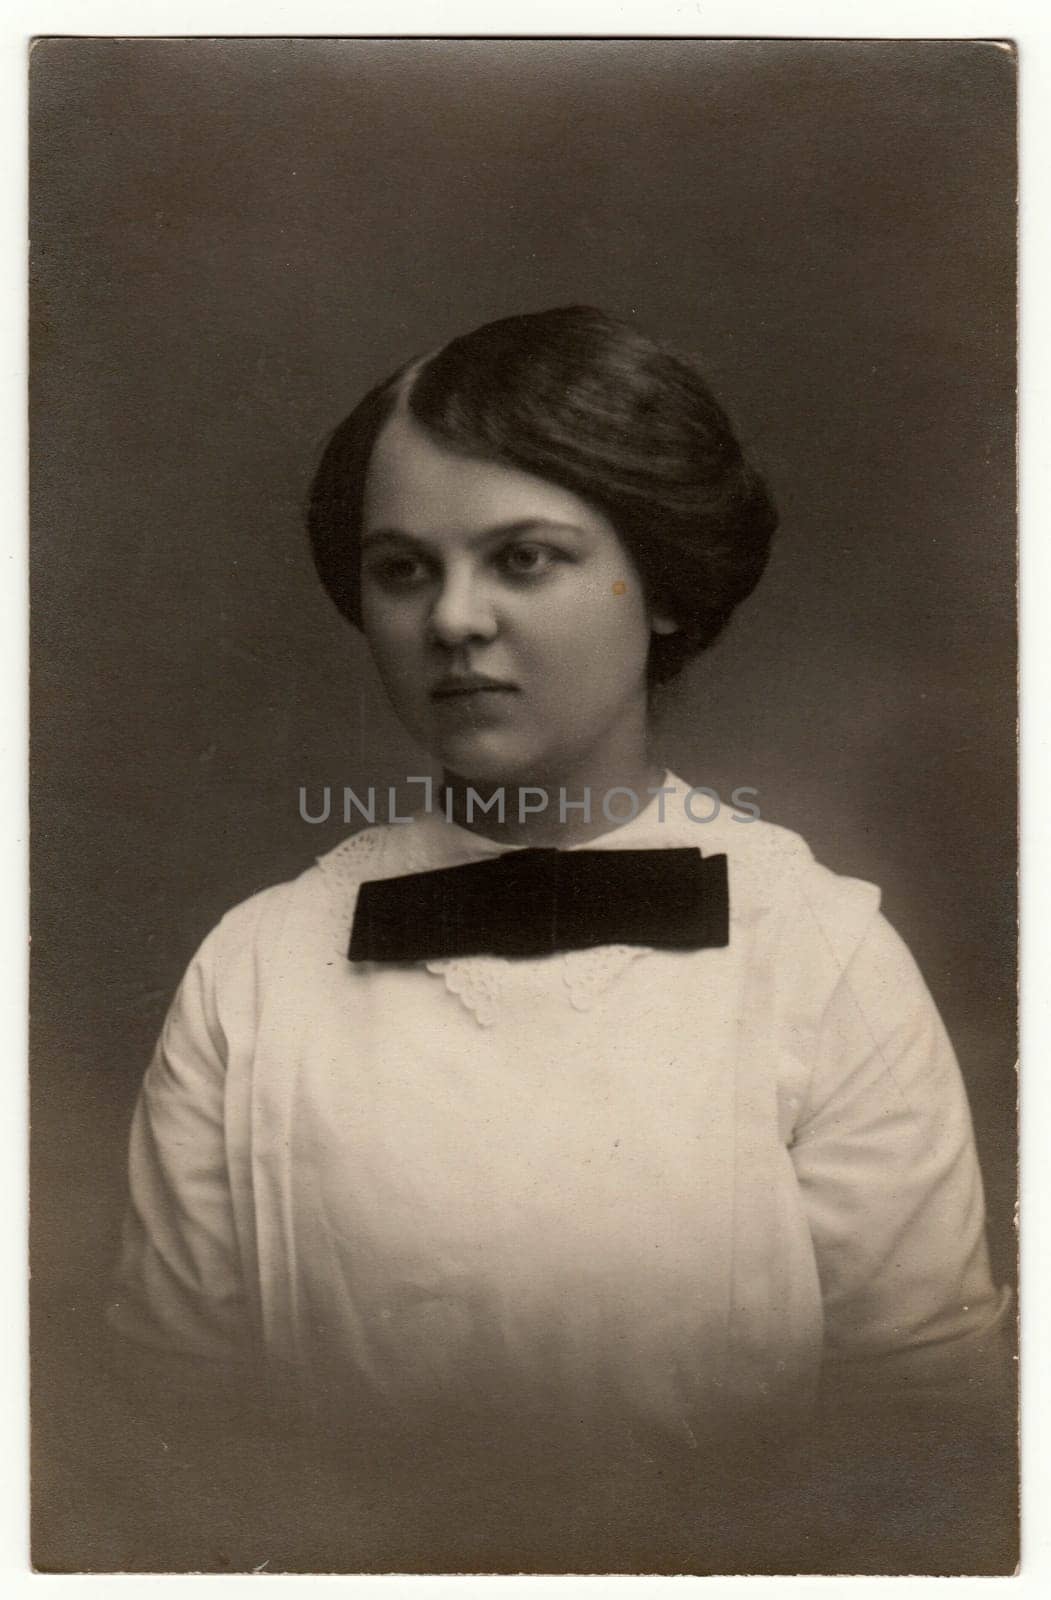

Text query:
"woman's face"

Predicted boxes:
[[360, 411, 674, 787]]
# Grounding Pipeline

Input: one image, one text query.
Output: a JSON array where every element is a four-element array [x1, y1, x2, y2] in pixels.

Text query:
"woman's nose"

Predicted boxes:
[[427, 572, 498, 648]]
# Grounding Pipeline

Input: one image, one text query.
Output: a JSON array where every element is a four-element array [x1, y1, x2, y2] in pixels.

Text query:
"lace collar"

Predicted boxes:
[[315, 775, 709, 1027]]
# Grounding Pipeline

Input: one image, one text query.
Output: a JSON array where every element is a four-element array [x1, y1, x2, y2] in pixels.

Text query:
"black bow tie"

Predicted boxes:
[[348, 846, 729, 963]]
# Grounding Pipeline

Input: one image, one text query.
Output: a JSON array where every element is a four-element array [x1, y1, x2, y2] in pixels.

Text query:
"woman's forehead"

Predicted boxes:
[[362, 412, 613, 542]]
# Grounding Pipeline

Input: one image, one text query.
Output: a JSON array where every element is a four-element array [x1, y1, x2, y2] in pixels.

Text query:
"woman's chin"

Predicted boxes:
[[430, 730, 543, 788]]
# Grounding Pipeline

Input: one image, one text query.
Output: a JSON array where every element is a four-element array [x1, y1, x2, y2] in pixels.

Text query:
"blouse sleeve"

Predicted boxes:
[[789, 900, 1011, 1401], [108, 906, 262, 1369]]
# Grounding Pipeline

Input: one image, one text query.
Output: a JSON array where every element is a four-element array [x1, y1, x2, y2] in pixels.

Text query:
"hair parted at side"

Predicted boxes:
[[307, 306, 779, 683]]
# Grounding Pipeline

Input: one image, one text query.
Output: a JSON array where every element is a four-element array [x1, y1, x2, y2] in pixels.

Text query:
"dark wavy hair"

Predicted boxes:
[[308, 306, 778, 684]]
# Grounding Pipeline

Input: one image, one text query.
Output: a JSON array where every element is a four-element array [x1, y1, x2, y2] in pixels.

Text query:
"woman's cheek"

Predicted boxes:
[[364, 599, 420, 659]]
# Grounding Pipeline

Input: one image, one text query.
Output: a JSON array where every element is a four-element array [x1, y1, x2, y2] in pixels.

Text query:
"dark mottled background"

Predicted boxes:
[[30, 38, 1016, 1571]]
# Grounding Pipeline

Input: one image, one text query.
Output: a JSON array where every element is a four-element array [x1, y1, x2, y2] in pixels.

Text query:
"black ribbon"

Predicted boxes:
[[348, 846, 729, 963]]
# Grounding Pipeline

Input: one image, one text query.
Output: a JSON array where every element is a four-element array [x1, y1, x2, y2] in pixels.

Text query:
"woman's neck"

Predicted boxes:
[[440, 753, 669, 849]]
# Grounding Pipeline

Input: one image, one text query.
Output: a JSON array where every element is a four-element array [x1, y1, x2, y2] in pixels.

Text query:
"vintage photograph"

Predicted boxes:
[[29, 37, 1018, 1574]]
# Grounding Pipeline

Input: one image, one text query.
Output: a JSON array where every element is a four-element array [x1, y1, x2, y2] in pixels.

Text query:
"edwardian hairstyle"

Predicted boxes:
[[308, 306, 778, 684]]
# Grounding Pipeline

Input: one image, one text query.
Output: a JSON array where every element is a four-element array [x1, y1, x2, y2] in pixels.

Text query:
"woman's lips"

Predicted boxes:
[[430, 681, 519, 722], [431, 678, 518, 700]]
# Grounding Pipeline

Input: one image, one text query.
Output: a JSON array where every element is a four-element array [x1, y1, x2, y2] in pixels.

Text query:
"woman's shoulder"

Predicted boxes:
[[190, 823, 427, 963], [187, 874, 308, 974], [663, 800, 883, 959]]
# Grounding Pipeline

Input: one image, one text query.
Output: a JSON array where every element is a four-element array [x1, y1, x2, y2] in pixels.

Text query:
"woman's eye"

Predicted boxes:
[[499, 543, 560, 578], [367, 554, 430, 589]]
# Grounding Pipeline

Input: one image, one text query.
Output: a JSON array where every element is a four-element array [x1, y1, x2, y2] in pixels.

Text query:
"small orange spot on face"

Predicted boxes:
[[612, 580, 627, 595]]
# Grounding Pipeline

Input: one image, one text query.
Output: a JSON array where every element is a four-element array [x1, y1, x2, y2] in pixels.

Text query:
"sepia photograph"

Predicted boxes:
[[28, 35, 1018, 1575]]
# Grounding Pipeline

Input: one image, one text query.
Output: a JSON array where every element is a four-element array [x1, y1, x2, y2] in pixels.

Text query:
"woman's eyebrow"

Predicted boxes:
[[361, 528, 425, 550], [362, 519, 591, 550]]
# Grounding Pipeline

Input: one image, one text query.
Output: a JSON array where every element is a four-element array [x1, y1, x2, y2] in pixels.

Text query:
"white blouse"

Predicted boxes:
[[110, 778, 1007, 1470]]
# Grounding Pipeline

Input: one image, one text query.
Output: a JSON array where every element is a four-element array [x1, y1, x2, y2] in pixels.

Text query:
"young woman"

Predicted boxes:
[[109, 307, 1011, 1573]]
